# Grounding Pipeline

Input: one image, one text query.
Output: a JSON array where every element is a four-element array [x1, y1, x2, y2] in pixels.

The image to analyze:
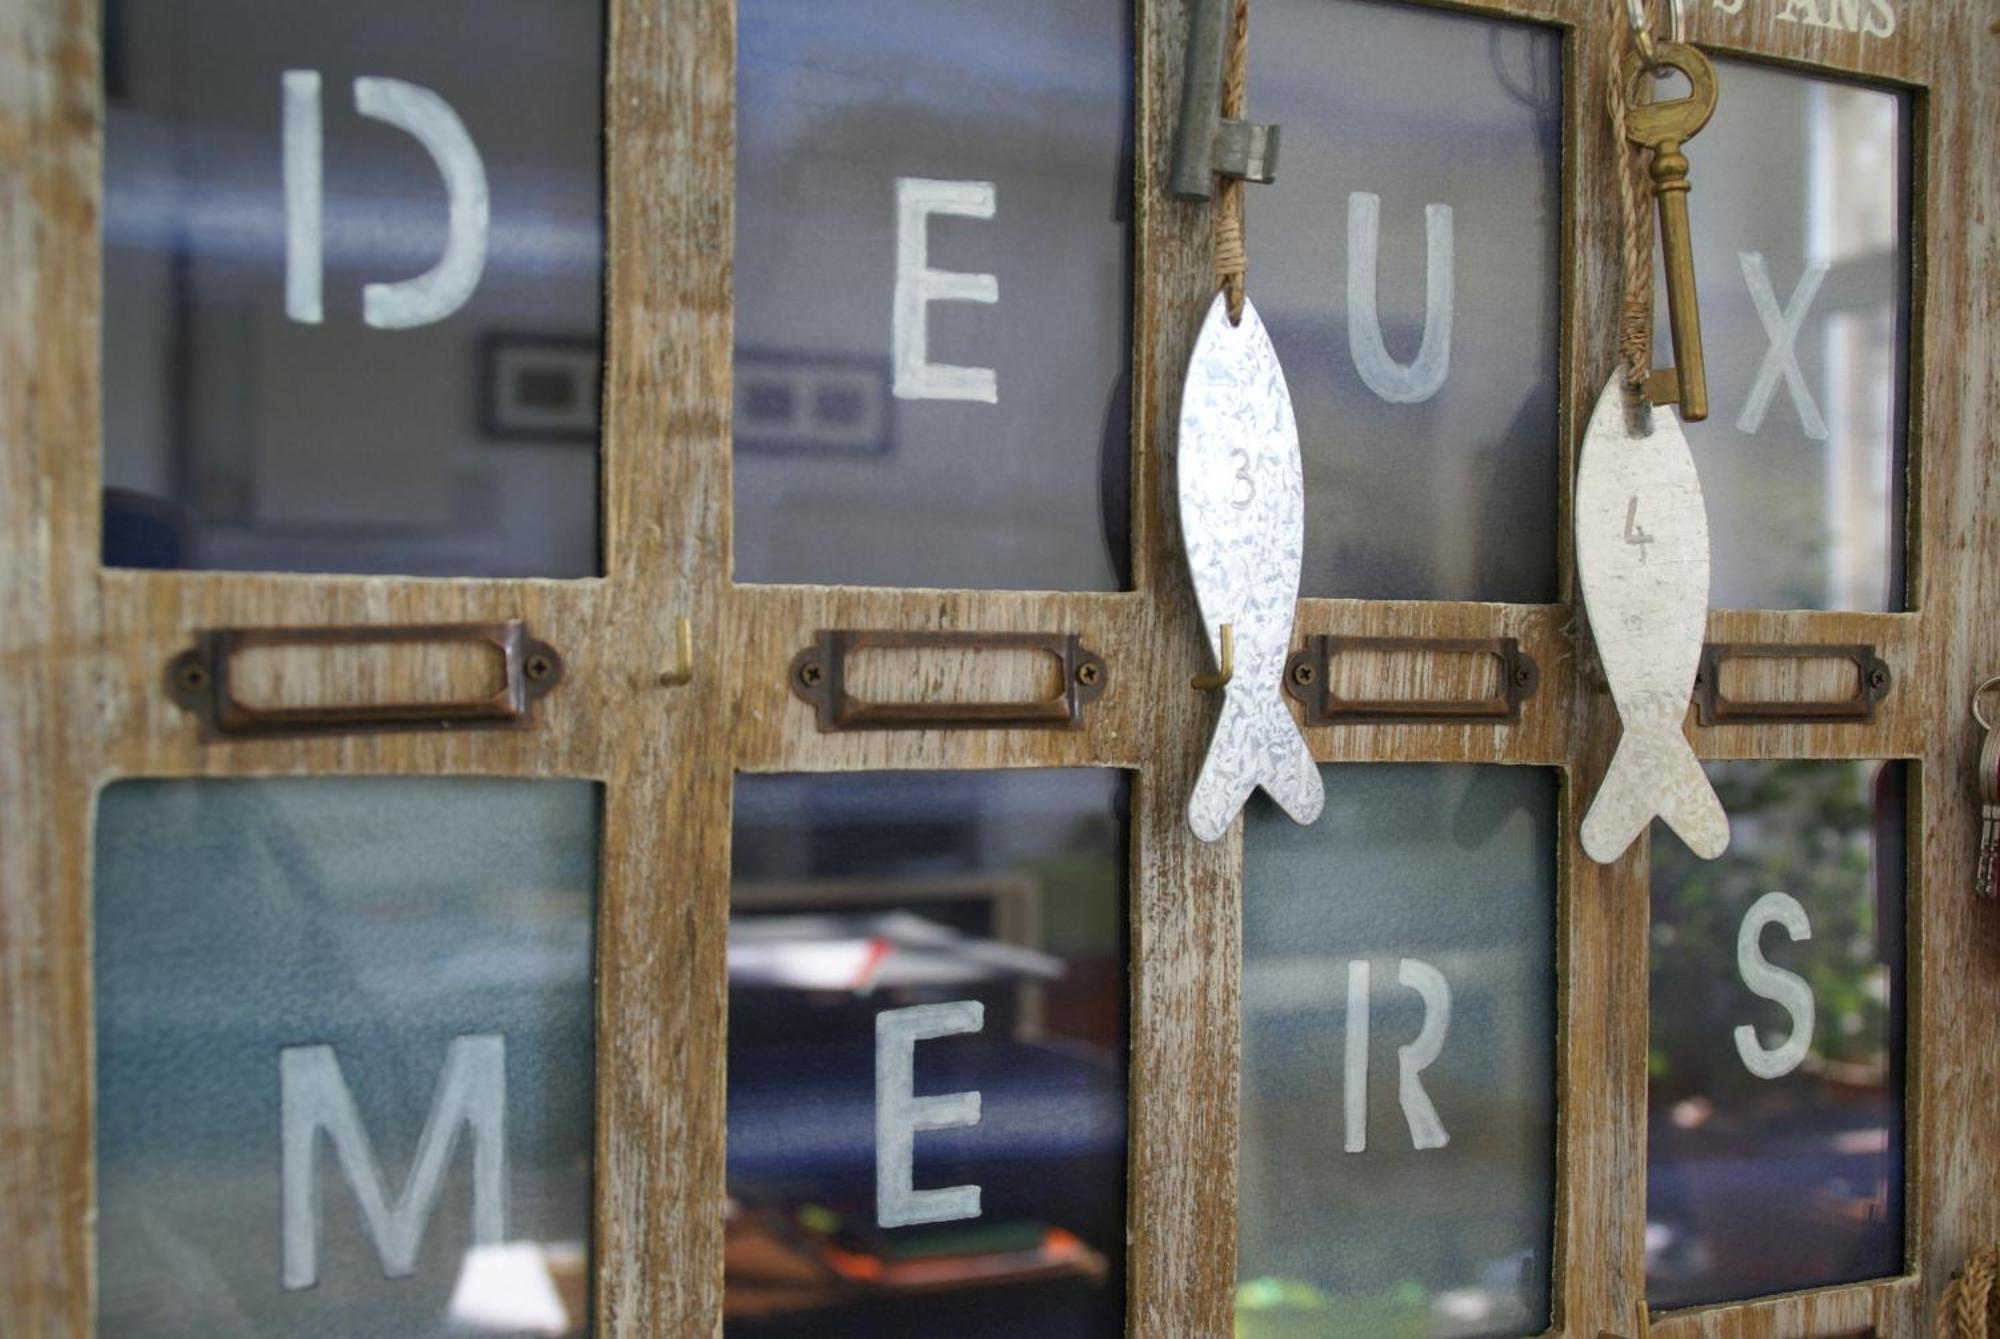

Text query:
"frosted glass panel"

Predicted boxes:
[[1250, 0, 1562, 602], [1656, 61, 1908, 611], [101, 0, 604, 577], [1240, 766, 1557, 1338], [1648, 760, 1906, 1308], [95, 778, 598, 1338], [726, 771, 1128, 1337], [734, 0, 1132, 590]]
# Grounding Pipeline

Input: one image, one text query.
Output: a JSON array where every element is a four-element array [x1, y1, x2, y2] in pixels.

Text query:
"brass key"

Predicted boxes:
[[1621, 42, 1718, 422]]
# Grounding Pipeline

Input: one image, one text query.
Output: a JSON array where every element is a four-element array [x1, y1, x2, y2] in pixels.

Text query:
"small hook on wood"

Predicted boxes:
[[659, 615, 694, 687], [1192, 623, 1234, 691]]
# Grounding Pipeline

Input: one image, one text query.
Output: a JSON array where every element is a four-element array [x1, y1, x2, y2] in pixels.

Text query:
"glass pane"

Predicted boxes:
[[101, 0, 604, 577], [1239, 765, 1558, 1338], [94, 778, 598, 1338], [726, 771, 1128, 1336], [1657, 61, 1908, 611], [733, 1, 1132, 590], [1249, 0, 1562, 602], [1647, 760, 1906, 1308]]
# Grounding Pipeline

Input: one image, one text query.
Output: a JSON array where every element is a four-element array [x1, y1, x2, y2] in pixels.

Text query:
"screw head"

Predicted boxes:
[[1292, 662, 1315, 686], [1075, 661, 1101, 687], [799, 661, 824, 688], [525, 653, 554, 681], [1868, 666, 1889, 691], [175, 661, 208, 694], [1513, 664, 1532, 686]]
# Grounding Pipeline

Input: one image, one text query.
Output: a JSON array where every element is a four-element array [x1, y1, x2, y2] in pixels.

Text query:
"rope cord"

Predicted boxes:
[[1941, 1246, 2000, 1338], [1214, 0, 1249, 323], [1605, 13, 1655, 386]]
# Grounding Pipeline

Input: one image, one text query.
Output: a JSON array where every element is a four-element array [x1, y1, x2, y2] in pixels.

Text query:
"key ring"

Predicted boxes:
[[1974, 676, 2000, 732], [1624, 0, 1688, 75]]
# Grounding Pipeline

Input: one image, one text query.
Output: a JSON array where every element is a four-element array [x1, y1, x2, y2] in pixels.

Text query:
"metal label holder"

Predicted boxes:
[[166, 619, 564, 740], [1283, 635, 1540, 726], [1694, 642, 1892, 725], [789, 629, 1107, 732]]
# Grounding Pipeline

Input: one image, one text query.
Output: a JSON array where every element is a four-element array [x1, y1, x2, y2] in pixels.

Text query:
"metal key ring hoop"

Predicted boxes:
[[1974, 676, 2000, 732], [1624, 0, 1688, 74]]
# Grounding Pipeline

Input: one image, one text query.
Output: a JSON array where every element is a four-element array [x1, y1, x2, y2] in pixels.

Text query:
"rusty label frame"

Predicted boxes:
[[1283, 635, 1540, 726], [1693, 642, 1892, 726], [165, 619, 565, 740], [788, 629, 1109, 732]]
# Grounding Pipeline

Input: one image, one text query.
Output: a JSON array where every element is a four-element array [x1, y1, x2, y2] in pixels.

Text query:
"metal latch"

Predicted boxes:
[[1170, 0, 1281, 198]]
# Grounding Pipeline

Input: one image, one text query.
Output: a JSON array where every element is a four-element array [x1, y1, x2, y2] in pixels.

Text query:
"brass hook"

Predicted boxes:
[[1192, 624, 1234, 691], [658, 615, 694, 687]]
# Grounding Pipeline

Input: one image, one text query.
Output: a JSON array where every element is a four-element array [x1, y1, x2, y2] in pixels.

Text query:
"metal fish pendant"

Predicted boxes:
[[1575, 372, 1729, 864], [1178, 292, 1323, 842]]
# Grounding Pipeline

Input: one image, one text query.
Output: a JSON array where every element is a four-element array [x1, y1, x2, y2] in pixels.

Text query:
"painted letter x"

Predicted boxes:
[[1737, 251, 1829, 440]]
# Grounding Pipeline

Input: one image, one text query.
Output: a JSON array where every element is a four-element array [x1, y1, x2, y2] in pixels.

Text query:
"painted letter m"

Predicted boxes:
[[280, 1033, 507, 1290]]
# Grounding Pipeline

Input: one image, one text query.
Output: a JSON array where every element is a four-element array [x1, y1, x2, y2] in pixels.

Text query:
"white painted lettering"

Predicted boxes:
[[1346, 193, 1454, 404], [1344, 960, 1371, 1153], [283, 71, 324, 324], [1711, 0, 1745, 13], [354, 77, 490, 329], [1861, 0, 1895, 36], [1734, 892, 1815, 1079], [1775, 0, 1828, 25], [1343, 958, 1452, 1153], [1826, 0, 1861, 29], [1738, 251, 1829, 440], [892, 178, 999, 403], [876, 1000, 984, 1228], [280, 1034, 508, 1290], [1396, 959, 1452, 1151]]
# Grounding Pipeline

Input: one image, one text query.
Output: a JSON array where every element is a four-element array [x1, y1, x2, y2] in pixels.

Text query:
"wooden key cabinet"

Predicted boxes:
[[2, 0, 1995, 1335]]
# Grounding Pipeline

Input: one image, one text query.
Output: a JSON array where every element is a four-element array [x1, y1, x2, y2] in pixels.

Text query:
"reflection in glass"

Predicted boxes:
[[1239, 766, 1557, 1338], [734, 0, 1133, 591], [1648, 761, 1906, 1308], [101, 1, 604, 577], [94, 778, 598, 1338], [726, 771, 1128, 1337], [1656, 61, 1908, 611], [1249, 0, 1562, 602]]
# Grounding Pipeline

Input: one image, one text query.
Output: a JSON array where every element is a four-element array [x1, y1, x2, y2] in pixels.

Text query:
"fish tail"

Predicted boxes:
[[1255, 693, 1324, 827], [1581, 728, 1730, 863], [1188, 696, 1257, 843]]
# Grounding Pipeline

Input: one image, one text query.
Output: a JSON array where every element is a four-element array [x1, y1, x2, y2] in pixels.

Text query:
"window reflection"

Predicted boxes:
[[101, 0, 604, 577], [726, 771, 1129, 1337], [733, 0, 1133, 591], [94, 778, 598, 1338], [1647, 760, 1906, 1308], [1657, 62, 1908, 611], [1249, 0, 1563, 603], [1239, 766, 1558, 1338]]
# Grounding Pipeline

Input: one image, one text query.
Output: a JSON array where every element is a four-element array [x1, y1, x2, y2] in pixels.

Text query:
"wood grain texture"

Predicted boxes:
[[0, 0, 1993, 1336], [0, 1, 99, 1334]]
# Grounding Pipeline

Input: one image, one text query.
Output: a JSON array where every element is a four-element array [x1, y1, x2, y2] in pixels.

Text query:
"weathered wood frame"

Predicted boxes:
[[0, 0, 1992, 1335]]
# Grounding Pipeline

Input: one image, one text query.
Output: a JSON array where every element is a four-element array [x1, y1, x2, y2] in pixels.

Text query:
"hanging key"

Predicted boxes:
[[1620, 41, 1718, 422]]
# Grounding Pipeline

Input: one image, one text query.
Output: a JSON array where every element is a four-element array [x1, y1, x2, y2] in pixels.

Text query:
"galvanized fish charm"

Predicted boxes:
[[1178, 292, 1323, 842], [1575, 372, 1729, 864]]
